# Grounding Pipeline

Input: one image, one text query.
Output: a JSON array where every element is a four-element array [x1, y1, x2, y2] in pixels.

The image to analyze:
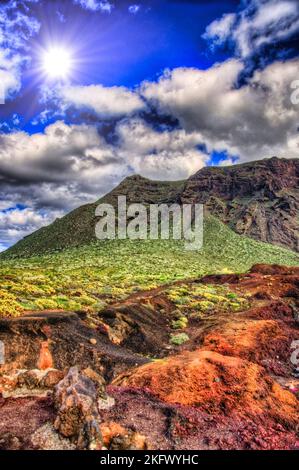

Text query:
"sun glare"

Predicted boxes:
[[42, 47, 72, 79]]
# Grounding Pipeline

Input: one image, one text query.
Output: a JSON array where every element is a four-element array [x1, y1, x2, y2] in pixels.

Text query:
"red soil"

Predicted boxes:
[[111, 264, 299, 449], [114, 350, 298, 422]]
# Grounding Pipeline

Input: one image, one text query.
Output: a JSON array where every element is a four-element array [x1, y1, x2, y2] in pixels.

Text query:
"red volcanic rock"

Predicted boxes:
[[37, 341, 53, 370], [113, 350, 298, 424], [250, 264, 299, 275], [203, 319, 296, 374]]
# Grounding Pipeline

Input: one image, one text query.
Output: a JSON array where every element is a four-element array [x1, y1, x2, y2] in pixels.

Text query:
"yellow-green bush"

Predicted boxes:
[[171, 316, 188, 330], [0, 290, 22, 317]]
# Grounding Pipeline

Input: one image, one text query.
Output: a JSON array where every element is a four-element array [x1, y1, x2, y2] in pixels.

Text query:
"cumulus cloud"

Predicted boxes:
[[73, 0, 113, 13], [0, 120, 120, 184], [142, 58, 299, 162], [60, 84, 145, 118], [0, 206, 63, 250], [203, 13, 236, 48], [203, 0, 299, 58], [0, 119, 206, 186], [116, 118, 207, 180]]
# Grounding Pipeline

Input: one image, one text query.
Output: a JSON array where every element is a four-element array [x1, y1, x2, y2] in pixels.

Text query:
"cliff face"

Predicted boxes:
[[180, 157, 299, 251]]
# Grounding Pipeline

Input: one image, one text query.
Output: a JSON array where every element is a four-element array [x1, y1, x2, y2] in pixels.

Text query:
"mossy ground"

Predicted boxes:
[[0, 217, 298, 317]]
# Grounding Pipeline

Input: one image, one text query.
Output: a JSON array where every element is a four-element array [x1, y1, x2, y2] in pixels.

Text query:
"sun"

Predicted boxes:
[[42, 47, 73, 79]]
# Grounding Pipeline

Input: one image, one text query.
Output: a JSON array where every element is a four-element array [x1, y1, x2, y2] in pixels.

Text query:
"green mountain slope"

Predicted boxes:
[[2, 175, 185, 258]]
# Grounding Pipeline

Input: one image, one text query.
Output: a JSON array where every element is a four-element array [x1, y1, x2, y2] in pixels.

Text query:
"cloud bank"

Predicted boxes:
[[142, 58, 299, 162]]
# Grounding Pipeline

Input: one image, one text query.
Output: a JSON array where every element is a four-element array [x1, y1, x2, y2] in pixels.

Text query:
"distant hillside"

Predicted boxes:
[[2, 157, 298, 258]]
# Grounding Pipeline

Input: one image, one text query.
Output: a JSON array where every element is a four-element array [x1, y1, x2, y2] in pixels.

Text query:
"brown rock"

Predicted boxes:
[[100, 422, 149, 450], [40, 370, 64, 389], [17, 370, 40, 390], [0, 433, 22, 450], [54, 366, 103, 450], [82, 367, 105, 394], [180, 157, 299, 251]]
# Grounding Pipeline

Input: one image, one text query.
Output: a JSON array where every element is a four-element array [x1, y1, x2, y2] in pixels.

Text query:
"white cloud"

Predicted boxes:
[[203, 13, 236, 47], [0, 120, 118, 184], [73, 0, 113, 13], [60, 84, 145, 117], [129, 5, 141, 15], [0, 207, 48, 228], [0, 207, 63, 251], [203, 0, 299, 58], [0, 64, 20, 102], [142, 58, 299, 162], [116, 118, 207, 180], [0, 117, 206, 186]]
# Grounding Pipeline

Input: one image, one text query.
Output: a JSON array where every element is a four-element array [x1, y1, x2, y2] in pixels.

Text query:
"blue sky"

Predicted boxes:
[[0, 0, 299, 249], [0, 0, 237, 132]]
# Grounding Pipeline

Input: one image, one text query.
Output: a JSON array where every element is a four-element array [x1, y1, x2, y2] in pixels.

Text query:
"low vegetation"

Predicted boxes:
[[166, 283, 249, 320], [0, 217, 297, 317], [170, 333, 190, 346]]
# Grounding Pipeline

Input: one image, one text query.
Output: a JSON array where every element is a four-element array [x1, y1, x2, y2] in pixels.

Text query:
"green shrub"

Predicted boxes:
[[170, 333, 190, 345], [171, 316, 188, 329], [0, 290, 22, 317], [226, 292, 237, 300]]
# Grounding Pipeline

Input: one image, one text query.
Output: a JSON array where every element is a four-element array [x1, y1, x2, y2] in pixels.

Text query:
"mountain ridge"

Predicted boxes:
[[2, 156, 298, 258]]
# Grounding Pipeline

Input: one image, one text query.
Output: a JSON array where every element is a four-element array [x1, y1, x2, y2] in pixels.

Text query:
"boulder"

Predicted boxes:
[[54, 366, 103, 450]]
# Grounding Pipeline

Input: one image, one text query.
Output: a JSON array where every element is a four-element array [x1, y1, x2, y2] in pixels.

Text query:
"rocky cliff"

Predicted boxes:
[[180, 157, 299, 251]]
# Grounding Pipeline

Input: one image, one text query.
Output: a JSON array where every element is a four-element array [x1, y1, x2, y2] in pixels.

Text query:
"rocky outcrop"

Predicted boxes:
[[0, 363, 148, 450], [180, 157, 299, 251], [53, 367, 103, 450], [0, 311, 148, 379]]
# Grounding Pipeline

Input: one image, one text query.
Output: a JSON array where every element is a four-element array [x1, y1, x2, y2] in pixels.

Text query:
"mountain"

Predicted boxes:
[[1, 177, 186, 258], [180, 157, 299, 251], [2, 157, 298, 258]]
